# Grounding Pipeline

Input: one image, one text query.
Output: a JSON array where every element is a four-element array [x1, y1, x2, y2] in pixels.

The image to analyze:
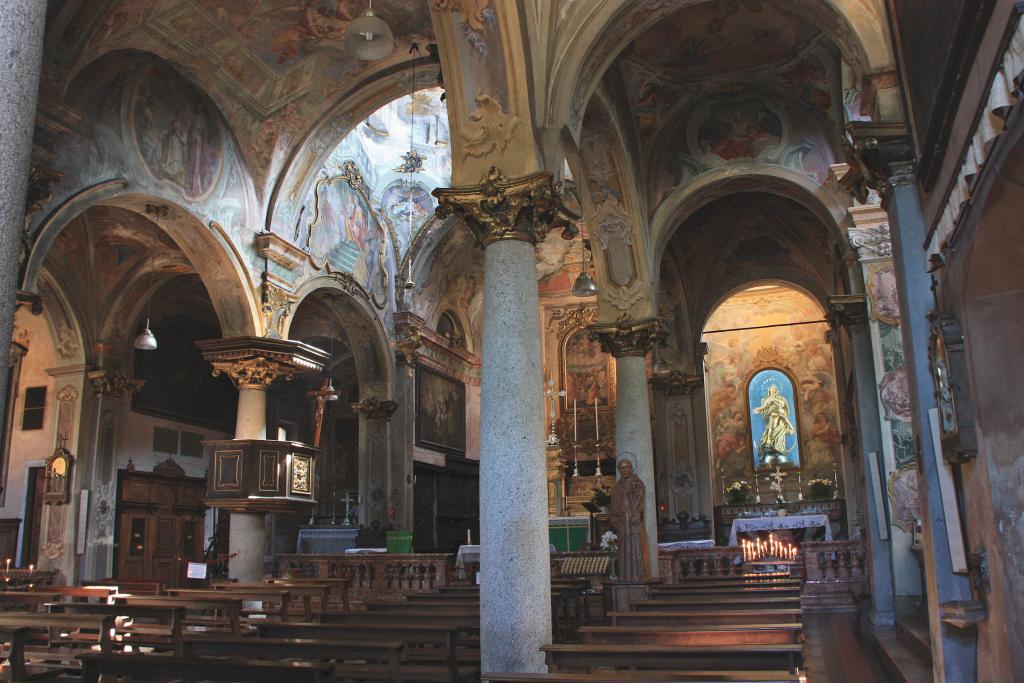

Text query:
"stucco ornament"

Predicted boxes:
[[55, 321, 81, 359], [602, 279, 646, 313], [460, 91, 521, 160]]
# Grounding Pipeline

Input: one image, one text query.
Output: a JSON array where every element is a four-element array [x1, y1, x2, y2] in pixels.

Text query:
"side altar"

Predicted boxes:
[[713, 499, 847, 546]]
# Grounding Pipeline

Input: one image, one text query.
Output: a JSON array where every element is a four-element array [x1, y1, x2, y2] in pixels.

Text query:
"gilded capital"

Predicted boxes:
[[826, 295, 869, 331], [352, 397, 399, 420], [589, 317, 666, 358], [210, 357, 294, 390], [88, 370, 145, 398], [651, 371, 704, 397], [433, 167, 573, 246], [395, 325, 422, 366]]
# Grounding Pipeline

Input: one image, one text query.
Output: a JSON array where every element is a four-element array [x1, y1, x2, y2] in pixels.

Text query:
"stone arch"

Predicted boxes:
[[548, 0, 888, 132], [284, 278, 395, 397], [702, 277, 829, 333], [23, 190, 261, 339], [650, 168, 851, 278]]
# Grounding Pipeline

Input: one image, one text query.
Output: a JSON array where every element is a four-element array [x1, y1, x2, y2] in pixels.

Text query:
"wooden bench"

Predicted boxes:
[[29, 587, 113, 604], [578, 623, 803, 646], [91, 579, 163, 596], [79, 652, 337, 683], [183, 634, 404, 683], [0, 613, 114, 678], [265, 577, 352, 611], [0, 594, 59, 613], [45, 602, 186, 655], [482, 671, 801, 682], [256, 621, 480, 683], [0, 625, 29, 681], [634, 596, 802, 612], [165, 587, 292, 621], [541, 643, 802, 674], [212, 581, 322, 619], [609, 609, 803, 627], [647, 586, 802, 599], [112, 595, 244, 636]]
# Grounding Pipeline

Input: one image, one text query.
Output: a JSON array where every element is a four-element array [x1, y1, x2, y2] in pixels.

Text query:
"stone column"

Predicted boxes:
[[434, 168, 566, 674], [886, 172, 976, 682], [390, 317, 421, 530], [590, 318, 665, 579], [0, 3, 47, 443], [352, 397, 399, 526], [829, 296, 896, 627]]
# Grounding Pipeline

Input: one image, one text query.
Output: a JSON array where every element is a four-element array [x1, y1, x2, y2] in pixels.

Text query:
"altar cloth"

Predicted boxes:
[[728, 513, 832, 546], [658, 539, 716, 550]]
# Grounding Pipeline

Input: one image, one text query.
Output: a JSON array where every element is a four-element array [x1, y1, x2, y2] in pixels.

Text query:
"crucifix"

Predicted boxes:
[[764, 465, 789, 504], [544, 378, 565, 447], [307, 375, 339, 447]]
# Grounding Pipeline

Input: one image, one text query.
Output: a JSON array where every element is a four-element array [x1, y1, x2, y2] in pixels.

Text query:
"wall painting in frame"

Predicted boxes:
[[747, 368, 801, 470], [416, 365, 466, 455]]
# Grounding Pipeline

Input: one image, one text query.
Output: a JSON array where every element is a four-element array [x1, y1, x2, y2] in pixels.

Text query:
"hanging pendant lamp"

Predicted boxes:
[[572, 238, 599, 297], [345, 0, 395, 61], [134, 255, 158, 351]]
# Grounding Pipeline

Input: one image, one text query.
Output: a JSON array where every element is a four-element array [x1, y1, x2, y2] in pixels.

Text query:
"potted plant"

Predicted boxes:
[[807, 478, 836, 501], [724, 480, 753, 506], [600, 530, 618, 580], [591, 484, 612, 513]]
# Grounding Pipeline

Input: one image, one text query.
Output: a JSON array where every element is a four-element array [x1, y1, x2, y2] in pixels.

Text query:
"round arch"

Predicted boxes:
[[284, 277, 395, 397], [23, 188, 261, 338], [650, 168, 852, 278], [548, 0, 887, 133], [700, 275, 830, 335]]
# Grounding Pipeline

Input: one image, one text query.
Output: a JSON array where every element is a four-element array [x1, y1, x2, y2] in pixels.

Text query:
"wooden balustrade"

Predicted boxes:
[[800, 540, 866, 611], [275, 553, 453, 602], [659, 546, 748, 582]]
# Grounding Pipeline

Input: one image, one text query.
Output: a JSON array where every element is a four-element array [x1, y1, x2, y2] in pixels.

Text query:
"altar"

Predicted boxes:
[[296, 526, 359, 554], [728, 513, 833, 546]]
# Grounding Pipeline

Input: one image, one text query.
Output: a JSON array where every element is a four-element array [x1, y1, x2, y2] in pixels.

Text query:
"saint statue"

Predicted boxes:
[[610, 454, 649, 582], [753, 383, 796, 465]]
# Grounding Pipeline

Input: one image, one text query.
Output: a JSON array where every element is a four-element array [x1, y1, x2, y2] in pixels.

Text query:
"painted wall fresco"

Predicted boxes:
[[411, 230, 483, 353], [704, 285, 841, 487], [562, 328, 611, 407], [305, 175, 381, 288]]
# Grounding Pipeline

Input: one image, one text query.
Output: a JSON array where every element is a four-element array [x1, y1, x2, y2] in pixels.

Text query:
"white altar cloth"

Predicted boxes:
[[658, 539, 716, 550], [728, 514, 832, 546], [344, 547, 386, 554]]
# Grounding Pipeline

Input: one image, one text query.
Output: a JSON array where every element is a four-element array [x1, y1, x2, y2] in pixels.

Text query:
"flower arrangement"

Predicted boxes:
[[807, 478, 836, 501], [591, 484, 612, 508], [600, 530, 618, 555], [724, 480, 753, 505]]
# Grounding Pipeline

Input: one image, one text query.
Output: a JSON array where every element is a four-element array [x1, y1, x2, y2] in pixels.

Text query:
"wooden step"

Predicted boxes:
[[870, 629, 932, 683], [483, 671, 801, 682], [896, 617, 932, 662], [609, 609, 802, 626]]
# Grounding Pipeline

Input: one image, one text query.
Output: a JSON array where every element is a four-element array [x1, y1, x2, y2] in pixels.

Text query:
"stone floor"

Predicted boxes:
[[802, 613, 893, 682]]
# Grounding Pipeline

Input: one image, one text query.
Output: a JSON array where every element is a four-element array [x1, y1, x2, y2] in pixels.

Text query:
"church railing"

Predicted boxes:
[[800, 539, 867, 611], [659, 546, 747, 582], [275, 553, 455, 602]]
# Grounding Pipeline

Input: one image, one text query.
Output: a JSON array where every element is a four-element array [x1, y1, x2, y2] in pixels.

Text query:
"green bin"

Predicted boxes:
[[386, 530, 413, 554]]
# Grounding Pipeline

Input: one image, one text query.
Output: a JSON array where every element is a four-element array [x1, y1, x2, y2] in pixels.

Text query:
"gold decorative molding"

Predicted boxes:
[[87, 370, 145, 398], [255, 232, 307, 271], [351, 397, 399, 420], [433, 167, 573, 246], [588, 317, 666, 358], [210, 357, 294, 390], [827, 294, 869, 330], [56, 384, 79, 403], [260, 278, 298, 339], [395, 326, 423, 365], [751, 346, 787, 369], [651, 371, 704, 397]]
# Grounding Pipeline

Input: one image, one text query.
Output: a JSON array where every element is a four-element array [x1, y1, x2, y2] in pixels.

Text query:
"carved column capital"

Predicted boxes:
[[651, 371, 704, 396], [395, 325, 423, 366], [352, 397, 399, 420], [840, 123, 916, 206], [210, 357, 294, 390], [589, 317, 666, 358], [827, 294, 869, 331], [433, 167, 575, 246], [196, 336, 330, 390], [87, 370, 145, 398]]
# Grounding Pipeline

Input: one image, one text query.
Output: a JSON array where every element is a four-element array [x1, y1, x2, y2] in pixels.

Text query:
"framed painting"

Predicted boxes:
[[746, 368, 801, 470], [416, 365, 466, 455], [559, 326, 615, 410]]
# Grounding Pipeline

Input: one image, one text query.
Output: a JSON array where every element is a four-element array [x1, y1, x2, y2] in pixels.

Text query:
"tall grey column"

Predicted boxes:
[[0, 3, 47, 436], [591, 318, 665, 579], [434, 170, 558, 673], [230, 385, 269, 582], [830, 298, 896, 627], [887, 172, 975, 682]]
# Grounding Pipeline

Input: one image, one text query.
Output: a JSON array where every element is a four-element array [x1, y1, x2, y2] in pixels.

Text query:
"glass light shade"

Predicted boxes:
[[345, 10, 395, 61], [134, 319, 158, 351], [572, 270, 599, 297], [324, 376, 340, 401]]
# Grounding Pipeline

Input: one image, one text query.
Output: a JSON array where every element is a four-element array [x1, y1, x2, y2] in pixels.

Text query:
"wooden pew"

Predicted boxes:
[[255, 620, 480, 683], [634, 596, 802, 612], [90, 578, 163, 596], [29, 587, 113, 604], [112, 595, 244, 636], [578, 623, 803, 646], [609, 609, 803, 627], [79, 652, 337, 683], [0, 613, 113, 652], [0, 612, 114, 678], [265, 577, 352, 611], [0, 594, 59, 613], [211, 581, 321, 620], [183, 635, 404, 683], [541, 643, 802, 674], [165, 587, 293, 621], [482, 671, 801, 682], [46, 602, 186, 656], [0, 625, 29, 681], [647, 586, 802, 599]]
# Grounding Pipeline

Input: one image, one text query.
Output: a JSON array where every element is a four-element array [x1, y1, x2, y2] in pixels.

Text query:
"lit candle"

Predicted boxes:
[[594, 398, 600, 441], [573, 399, 578, 441]]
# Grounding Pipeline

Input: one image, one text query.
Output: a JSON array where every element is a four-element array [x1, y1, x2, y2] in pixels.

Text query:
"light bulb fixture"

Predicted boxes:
[[134, 255, 158, 351], [323, 374, 340, 401], [572, 237, 599, 297], [345, 0, 395, 61]]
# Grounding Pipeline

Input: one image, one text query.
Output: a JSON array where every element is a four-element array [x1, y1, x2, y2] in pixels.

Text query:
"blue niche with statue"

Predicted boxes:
[[747, 368, 801, 470]]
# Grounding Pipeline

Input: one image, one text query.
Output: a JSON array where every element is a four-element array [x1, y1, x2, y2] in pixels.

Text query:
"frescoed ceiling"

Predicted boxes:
[[44, 0, 435, 191]]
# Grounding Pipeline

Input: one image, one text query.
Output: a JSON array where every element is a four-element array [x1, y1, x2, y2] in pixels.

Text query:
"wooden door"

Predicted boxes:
[[21, 467, 43, 566]]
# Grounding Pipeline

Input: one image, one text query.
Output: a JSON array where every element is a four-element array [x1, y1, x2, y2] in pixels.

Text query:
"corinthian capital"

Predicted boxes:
[[589, 317, 666, 358], [210, 357, 293, 389], [433, 167, 574, 246], [196, 336, 330, 390], [352, 397, 399, 420]]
